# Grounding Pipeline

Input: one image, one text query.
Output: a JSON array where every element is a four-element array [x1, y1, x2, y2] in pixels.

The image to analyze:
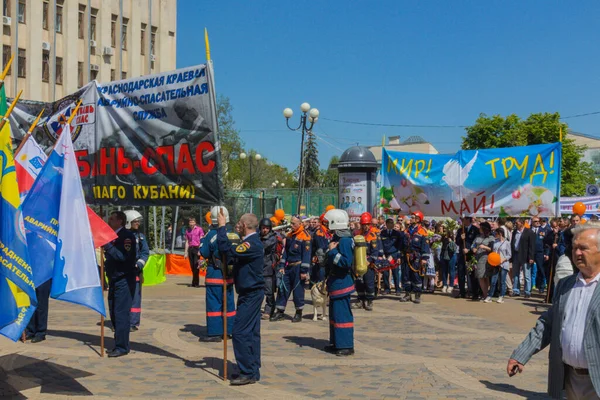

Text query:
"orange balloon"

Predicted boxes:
[[205, 211, 212, 225], [487, 252, 501, 267], [524, 221, 530, 229], [581, 218, 587, 224], [325, 205, 335, 212], [573, 202, 586, 216], [274, 209, 285, 220], [270, 216, 279, 226]]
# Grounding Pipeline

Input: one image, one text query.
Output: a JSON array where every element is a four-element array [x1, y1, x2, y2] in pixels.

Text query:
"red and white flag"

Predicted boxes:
[[15, 135, 117, 248]]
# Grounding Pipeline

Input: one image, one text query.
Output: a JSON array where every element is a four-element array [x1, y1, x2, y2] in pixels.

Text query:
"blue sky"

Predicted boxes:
[[177, 0, 600, 172]]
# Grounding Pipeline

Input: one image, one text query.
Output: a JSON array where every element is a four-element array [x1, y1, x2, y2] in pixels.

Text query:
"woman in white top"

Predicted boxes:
[[484, 228, 512, 303]]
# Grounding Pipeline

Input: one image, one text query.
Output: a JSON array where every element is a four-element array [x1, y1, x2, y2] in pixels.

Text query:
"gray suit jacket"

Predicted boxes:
[[511, 274, 600, 399]]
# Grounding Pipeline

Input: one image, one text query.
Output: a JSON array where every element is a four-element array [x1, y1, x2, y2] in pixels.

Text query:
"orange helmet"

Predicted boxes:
[[274, 209, 285, 221], [270, 216, 279, 226], [204, 211, 212, 225], [325, 205, 335, 212], [412, 211, 424, 222], [360, 212, 373, 225]]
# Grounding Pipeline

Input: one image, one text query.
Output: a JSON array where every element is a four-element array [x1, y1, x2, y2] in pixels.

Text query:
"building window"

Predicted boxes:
[[2, 46, 11, 76], [17, 48, 25, 78], [17, 0, 25, 23], [56, 1, 63, 33], [90, 8, 97, 41], [121, 17, 128, 50], [78, 4, 85, 39], [78, 62, 83, 87], [140, 23, 146, 55], [121, 71, 127, 80], [42, 1, 48, 29], [110, 69, 115, 81], [90, 68, 98, 81], [150, 26, 157, 55], [42, 50, 49, 82], [55, 57, 63, 84], [3, 0, 10, 17], [111, 14, 117, 47]]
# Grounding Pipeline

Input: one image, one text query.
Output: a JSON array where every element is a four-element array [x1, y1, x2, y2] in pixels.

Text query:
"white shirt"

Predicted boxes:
[[561, 272, 600, 368]]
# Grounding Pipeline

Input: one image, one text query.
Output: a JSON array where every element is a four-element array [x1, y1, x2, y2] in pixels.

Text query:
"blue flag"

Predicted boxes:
[[0, 90, 38, 341], [23, 128, 105, 316]]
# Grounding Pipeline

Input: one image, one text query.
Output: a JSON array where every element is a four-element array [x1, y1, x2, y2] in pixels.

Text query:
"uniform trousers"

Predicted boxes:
[[26, 279, 52, 338], [355, 268, 375, 300], [402, 258, 422, 293], [130, 273, 142, 327], [329, 296, 353, 349], [233, 289, 264, 380], [108, 273, 136, 353], [263, 275, 276, 316], [275, 264, 305, 311]]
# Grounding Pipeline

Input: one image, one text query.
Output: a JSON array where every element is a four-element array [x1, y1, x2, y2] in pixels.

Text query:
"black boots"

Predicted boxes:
[[413, 293, 421, 304], [399, 293, 411, 302], [269, 310, 285, 322], [291, 310, 303, 323], [351, 300, 364, 309], [364, 300, 373, 311]]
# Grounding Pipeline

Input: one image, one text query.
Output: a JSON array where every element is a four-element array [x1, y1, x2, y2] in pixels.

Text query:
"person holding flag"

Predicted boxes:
[[125, 210, 149, 332]]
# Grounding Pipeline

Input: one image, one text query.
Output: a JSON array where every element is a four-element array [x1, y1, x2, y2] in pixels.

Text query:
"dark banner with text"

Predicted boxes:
[[8, 63, 223, 206]]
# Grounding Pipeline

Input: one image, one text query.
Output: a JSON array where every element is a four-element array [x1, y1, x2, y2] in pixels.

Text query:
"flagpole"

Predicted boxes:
[[99, 204, 105, 358], [0, 55, 14, 92], [14, 109, 45, 156], [0, 89, 23, 132]]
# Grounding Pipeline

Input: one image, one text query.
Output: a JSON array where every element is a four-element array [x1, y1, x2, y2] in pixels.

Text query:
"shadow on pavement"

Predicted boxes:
[[283, 336, 329, 352], [180, 324, 208, 339], [185, 356, 237, 380], [47, 330, 183, 360], [479, 380, 551, 399], [0, 354, 93, 398]]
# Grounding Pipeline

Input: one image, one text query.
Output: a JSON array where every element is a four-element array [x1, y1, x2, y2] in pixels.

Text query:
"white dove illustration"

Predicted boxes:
[[442, 151, 478, 202]]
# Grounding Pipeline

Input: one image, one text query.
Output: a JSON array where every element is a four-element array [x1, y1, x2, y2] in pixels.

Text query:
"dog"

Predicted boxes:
[[310, 281, 328, 321]]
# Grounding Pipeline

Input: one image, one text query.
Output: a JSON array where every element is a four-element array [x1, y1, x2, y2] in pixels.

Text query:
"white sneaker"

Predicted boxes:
[[496, 297, 504, 304], [483, 297, 493, 303]]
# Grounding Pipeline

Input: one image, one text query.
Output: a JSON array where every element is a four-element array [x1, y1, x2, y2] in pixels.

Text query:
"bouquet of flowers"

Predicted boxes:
[[466, 255, 477, 275]]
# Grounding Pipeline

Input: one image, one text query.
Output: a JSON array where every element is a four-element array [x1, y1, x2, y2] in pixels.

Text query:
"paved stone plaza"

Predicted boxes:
[[0, 275, 553, 399]]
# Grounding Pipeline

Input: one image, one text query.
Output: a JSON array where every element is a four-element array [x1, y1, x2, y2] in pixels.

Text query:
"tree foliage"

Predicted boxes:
[[303, 132, 321, 188], [320, 155, 340, 188], [462, 112, 593, 196]]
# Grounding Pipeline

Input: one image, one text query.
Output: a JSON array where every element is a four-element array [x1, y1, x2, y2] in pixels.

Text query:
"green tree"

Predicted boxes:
[[462, 112, 594, 196], [303, 131, 321, 188], [320, 155, 339, 187], [217, 95, 245, 187]]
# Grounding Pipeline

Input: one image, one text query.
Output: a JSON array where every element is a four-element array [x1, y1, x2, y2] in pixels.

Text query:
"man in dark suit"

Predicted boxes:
[[455, 217, 480, 299], [508, 222, 600, 399], [531, 217, 550, 294], [511, 218, 536, 298]]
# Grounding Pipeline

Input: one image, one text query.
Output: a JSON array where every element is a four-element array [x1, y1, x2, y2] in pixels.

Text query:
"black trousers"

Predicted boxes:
[[457, 254, 467, 297], [188, 246, 200, 287], [263, 275, 276, 316], [26, 279, 52, 338]]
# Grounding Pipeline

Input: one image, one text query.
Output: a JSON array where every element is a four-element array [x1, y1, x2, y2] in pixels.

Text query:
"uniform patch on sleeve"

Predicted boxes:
[[236, 241, 251, 253], [210, 235, 217, 243], [124, 238, 132, 252]]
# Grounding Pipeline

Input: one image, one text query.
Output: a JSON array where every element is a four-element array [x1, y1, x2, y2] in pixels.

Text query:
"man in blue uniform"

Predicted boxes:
[[217, 210, 264, 386], [323, 209, 355, 356], [25, 279, 52, 343], [400, 211, 429, 304], [104, 211, 137, 357], [380, 218, 405, 296], [353, 212, 383, 311], [271, 216, 312, 323], [311, 213, 332, 283], [125, 210, 150, 332], [259, 218, 278, 320], [199, 206, 236, 342]]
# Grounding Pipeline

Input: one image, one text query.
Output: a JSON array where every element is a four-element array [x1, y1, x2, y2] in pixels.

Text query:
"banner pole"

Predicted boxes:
[[0, 89, 23, 132], [0, 55, 14, 91], [99, 205, 105, 358], [221, 208, 228, 382], [204, 28, 211, 62], [14, 109, 45, 156]]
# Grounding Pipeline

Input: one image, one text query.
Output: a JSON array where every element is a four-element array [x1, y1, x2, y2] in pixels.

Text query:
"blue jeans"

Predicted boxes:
[[440, 254, 457, 287], [512, 263, 532, 296], [488, 268, 508, 298]]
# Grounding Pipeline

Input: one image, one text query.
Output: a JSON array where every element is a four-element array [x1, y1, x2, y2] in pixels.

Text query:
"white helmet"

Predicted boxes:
[[124, 210, 143, 229], [210, 206, 229, 224], [324, 209, 349, 231]]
